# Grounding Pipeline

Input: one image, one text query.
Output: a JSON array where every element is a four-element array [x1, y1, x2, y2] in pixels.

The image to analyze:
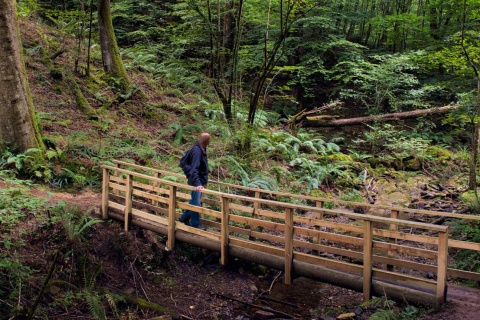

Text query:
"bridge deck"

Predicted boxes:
[[100, 162, 479, 306]]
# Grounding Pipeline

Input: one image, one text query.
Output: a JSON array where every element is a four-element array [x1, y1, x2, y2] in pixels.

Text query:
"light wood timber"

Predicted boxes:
[[437, 231, 448, 304], [387, 210, 399, 271], [167, 186, 176, 249], [221, 196, 230, 265], [284, 208, 294, 285], [229, 203, 254, 213], [102, 167, 109, 219], [124, 174, 133, 231], [177, 202, 221, 218], [373, 241, 437, 260], [132, 189, 169, 205], [363, 220, 373, 301]]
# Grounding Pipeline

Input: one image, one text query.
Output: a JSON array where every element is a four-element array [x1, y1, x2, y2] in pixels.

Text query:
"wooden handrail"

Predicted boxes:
[[111, 160, 480, 221], [100, 164, 453, 305], [101, 165, 448, 232]]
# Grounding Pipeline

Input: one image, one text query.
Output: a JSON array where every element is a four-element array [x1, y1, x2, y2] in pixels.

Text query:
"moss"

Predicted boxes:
[[327, 153, 353, 163], [426, 146, 452, 160]]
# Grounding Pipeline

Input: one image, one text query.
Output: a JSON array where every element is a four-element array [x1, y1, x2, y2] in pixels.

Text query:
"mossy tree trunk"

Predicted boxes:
[[0, 0, 44, 152], [97, 0, 132, 91]]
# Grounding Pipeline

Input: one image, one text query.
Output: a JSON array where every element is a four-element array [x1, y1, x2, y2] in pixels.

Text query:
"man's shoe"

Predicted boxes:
[[179, 217, 190, 226]]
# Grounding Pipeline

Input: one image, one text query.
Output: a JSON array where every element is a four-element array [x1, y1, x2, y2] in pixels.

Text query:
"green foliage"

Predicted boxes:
[[289, 156, 346, 192], [362, 296, 419, 320]]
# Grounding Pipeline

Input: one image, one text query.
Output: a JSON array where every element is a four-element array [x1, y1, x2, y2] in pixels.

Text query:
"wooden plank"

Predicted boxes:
[[124, 175, 133, 232], [294, 216, 363, 233], [294, 227, 364, 246], [229, 238, 284, 257], [132, 208, 168, 225], [447, 268, 480, 281], [108, 200, 124, 211], [373, 229, 438, 245], [152, 172, 161, 206], [371, 269, 437, 292], [437, 231, 448, 304], [102, 168, 109, 219], [294, 252, 363, 274], [175, 223, 221, 241], [257, 208, 285, 220], [249, 191, 261, 242], [177, 202, 221, 218], [448, 239, 480, 251], [167, 186, 176, 249], [221, 196, 230, 265], [250, 231, 284, 244], [387, 210, 399, 271], [363, 220, 373, 302], [109, 181, 126, 192], [132, 189, 169, 205], [229, 203, 254, 214], [284, 208, 293, 285], [373, 241, 437, 260]]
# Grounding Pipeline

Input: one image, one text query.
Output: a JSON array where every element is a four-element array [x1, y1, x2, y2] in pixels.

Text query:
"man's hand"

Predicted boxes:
[[195, 185, 204, 191]]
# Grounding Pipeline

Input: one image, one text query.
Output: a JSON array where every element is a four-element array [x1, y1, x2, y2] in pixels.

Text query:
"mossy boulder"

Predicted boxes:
[[328, 153, 353, 163], [426, 146, 452, 161]]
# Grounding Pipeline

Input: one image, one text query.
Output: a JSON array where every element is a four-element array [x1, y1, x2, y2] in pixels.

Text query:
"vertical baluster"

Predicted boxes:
[[284, 207, 294, 285], [363, 220, 373, 302], [437, 229, 448, 305], [124, 174, 133, 232], [220, 196, 230, 265], [167, 185, 177, 249], [102, 167, 109, 219]]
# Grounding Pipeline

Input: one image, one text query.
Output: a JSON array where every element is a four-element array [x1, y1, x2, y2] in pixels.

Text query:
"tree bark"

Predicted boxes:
[[299, 105, 459, 128], [97, 0, 132, 91], [0, 0, 44, 152]]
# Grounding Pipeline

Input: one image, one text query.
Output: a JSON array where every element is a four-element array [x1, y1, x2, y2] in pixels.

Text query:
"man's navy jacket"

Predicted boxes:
[[186, 142, 209, 187]]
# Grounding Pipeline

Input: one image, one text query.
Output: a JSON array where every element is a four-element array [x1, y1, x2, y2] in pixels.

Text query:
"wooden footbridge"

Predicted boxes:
[[100, 160, 480, 306]]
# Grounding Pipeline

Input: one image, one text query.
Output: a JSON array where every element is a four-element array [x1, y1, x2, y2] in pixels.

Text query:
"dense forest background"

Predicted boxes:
[[1, 0, 480, 319]]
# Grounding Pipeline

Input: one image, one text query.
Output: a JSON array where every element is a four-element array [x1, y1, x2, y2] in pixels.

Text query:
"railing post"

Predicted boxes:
[[284, 207, 294, 285], [113, 163, 120, 195], [363, 220, 373, 302], [313, 201, 323, 255], [167, 185, 177, 249], [124, 174, 133, 232], [101, 167, 109, 219], [387, 210, 399, 271], [220, 196, 230, 266], [249, 191, 261, 241], [152, 172, 160, 206], [437, 229, 448, 305]]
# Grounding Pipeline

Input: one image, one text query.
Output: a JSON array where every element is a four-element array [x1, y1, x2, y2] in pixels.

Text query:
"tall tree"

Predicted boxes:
[[97, 0, 132, 90], [0, 0, 44, 152]]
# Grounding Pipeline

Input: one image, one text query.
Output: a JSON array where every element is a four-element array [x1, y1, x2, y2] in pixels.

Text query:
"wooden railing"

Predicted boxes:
[[101, 164, 451, 306], [111, 160, 480, 282]]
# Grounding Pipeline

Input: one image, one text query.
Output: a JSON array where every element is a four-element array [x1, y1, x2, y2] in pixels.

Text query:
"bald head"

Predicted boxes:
[[199, 132, 211, 148]]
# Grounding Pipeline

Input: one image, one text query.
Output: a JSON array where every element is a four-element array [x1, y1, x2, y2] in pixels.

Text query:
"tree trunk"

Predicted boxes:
[[299, 105, 459, 128], [97, 0, 132, 91], [0, 0, 44, 152]]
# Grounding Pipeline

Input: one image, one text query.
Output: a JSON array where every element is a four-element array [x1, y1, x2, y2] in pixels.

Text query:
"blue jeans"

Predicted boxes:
[[179, 190, 202, 227]]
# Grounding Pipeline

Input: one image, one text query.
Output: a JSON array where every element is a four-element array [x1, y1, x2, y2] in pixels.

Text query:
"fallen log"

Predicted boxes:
[[300, 105, 459, 128]]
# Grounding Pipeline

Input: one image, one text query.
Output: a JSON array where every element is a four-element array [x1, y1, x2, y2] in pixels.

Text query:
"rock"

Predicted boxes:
[[336, 312, 356, 319], [253, 310, 276, 319], [354, 307, 363, 315]]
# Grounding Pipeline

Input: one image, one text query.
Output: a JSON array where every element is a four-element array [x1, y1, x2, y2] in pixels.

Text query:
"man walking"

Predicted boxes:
[[179, 132, 210, 228]]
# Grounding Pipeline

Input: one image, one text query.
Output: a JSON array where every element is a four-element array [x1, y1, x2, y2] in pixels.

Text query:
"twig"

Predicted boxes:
[[363, 168, 375, 204], [215, 293, 294, 319], [258, 296, 299, 308], [264, 271, 283, 295]]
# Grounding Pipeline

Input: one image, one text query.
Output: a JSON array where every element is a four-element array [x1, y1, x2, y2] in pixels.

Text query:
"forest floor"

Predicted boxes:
[[21, 185, 480, 320]]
